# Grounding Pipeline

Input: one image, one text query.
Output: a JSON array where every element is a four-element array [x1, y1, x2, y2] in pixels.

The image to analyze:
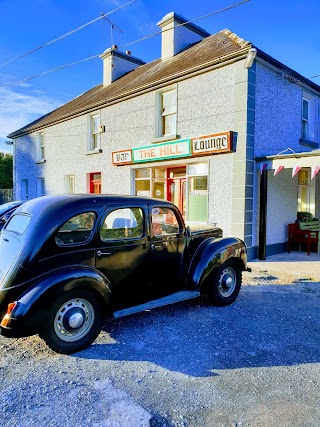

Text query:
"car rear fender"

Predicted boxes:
[[186, 237, 248, 291], [10, 267, 112, 333]]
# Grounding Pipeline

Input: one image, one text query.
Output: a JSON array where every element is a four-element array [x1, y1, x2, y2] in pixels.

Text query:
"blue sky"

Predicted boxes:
[[0, 0, 319, 153]]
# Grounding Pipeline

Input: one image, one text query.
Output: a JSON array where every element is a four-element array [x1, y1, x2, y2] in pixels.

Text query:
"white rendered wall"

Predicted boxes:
[[14, 64, 237, 237]]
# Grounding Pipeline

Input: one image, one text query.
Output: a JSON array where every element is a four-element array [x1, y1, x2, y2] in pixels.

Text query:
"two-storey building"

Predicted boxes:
[[8, 12, 320, 260]]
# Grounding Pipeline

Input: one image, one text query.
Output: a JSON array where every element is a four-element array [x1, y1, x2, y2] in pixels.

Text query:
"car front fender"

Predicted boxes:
[[2, 266, 111, 337], [186, 237, 248, 291]]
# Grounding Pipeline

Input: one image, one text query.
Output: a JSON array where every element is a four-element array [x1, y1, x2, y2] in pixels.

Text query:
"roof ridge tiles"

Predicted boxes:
[[220, 29, 251, 48]]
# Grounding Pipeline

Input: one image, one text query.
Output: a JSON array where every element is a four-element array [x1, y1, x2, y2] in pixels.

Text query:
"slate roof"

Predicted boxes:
[[8, 29, 251, 138], [8, 27, 320, 139]]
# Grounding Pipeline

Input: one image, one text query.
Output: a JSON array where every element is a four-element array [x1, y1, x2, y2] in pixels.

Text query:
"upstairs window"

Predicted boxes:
[[300, 92, 317, 144], [37, 132, 45, 162], [157, 89, 177, 138], [301, 97, 309, 140], [89, 113, 101, 150]]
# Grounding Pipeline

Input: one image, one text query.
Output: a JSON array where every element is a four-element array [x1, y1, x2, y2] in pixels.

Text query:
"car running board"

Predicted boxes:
[[113, 290, 201, 319]]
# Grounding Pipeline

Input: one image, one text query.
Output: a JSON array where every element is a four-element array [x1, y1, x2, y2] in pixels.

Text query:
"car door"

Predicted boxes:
[[147, 204, 186, 299], [95, 204, 151, 310]]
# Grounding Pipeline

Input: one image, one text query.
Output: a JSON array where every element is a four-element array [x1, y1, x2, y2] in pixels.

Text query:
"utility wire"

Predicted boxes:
[[309, 74, 320, 79], [119, 0, 250, 49], [0, 0, 251, 89], [0, 0, 136, 68]]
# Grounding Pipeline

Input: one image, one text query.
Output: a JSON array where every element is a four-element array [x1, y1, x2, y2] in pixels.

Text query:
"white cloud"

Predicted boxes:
[[0, 86, 63, 139]]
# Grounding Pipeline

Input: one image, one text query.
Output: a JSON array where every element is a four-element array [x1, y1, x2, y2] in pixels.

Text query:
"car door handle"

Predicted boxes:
[[151, 243, 163, 250], [97, 250, 111, 256]]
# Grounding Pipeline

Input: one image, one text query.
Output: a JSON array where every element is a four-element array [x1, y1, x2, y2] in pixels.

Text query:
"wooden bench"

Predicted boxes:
[[287, 222, 319, 255]]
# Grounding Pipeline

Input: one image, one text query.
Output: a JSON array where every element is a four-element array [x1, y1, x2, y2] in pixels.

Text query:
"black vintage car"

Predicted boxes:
[[0, 194, 249, 354]]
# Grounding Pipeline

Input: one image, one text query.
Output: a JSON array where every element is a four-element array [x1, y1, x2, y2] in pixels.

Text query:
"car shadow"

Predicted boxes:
[[74, 283, 320, 377]]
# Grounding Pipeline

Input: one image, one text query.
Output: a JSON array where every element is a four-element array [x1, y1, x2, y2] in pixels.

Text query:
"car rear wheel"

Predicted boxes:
[[40, 289, 103, 354], [208, 260, 242, 306]]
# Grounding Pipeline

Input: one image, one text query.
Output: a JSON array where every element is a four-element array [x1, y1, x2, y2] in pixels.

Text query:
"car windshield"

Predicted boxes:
[[5, 214, 32, 234]]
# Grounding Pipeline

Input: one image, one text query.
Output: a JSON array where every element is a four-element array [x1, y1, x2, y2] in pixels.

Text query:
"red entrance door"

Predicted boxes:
[[167, 177, 186, 219]]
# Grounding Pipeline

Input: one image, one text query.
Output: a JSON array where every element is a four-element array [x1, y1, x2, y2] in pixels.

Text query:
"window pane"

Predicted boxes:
[[101, 208, 144, 241], [135, 169, 150, 179], [188, 176, 208, 222], [188, 163, 208, 176], [151, 207, 181, 235], [152, 168, 166, 179], [56, 212, 96, 246], [136, 180, 150, 196], [302, 99, 309, 120], [298, 170, 309, 185], [92, 115, 100, 132], [92, 133, 100, 149], [163, 114, 176, 135], [162, 91, 176, 115], [153, 181, 165, 199]]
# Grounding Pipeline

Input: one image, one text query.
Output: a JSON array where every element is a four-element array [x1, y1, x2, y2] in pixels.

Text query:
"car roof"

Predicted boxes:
[[14, 194, 177, 217]]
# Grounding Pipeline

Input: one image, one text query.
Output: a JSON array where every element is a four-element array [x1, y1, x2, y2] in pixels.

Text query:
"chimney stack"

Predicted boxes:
[[157, 12, 210, 60], [100, 48, 145, 87]]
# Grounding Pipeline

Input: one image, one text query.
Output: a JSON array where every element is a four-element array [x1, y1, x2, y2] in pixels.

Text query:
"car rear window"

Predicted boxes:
[[5, 214, 32, 234], [56, 212, 96, 246]]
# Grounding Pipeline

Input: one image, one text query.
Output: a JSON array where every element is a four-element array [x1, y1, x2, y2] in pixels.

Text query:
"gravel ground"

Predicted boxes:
[[0, 266, 319, 427]]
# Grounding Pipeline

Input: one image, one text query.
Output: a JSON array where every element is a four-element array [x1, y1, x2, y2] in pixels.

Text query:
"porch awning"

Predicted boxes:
[[256, 149, 320, 178]]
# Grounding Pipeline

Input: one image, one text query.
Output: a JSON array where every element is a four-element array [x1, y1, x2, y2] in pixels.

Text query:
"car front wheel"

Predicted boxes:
[[209, 260, 242, 306], [40, 289, 103, 354]]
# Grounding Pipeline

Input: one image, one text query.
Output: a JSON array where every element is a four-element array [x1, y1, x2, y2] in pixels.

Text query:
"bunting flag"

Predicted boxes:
[[292, 166, 301, 177], [311, 166, 320, 180], [274, 165, 284, 176], [259, 163, 267, 175]]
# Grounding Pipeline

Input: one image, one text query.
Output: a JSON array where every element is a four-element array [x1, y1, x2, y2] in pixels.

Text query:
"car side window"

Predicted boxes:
[[151, 207, 181, 236], [100, 207, 144, 241], [56, 212, 96, 246]]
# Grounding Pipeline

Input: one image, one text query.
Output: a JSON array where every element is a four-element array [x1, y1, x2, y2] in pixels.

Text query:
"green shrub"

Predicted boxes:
[[297, 211, 313, 222]]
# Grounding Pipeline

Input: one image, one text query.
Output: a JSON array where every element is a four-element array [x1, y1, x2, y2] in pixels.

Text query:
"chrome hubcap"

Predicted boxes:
[[218, 267, 237, 297], [54, 298, 95, 342]]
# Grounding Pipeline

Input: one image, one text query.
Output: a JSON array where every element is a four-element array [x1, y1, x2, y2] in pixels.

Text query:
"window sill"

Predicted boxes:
[[35, 159, 46, 164], [86, 148, 103, 155], [299, 138, 319, 149], [152, 134, 178, 144]]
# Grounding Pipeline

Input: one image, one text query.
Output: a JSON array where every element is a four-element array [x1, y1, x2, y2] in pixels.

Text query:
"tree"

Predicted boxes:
[[0, 153, 13, 188]]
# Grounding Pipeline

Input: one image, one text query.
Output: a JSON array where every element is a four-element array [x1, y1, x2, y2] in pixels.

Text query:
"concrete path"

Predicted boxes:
[[248, 251, 320, 282]]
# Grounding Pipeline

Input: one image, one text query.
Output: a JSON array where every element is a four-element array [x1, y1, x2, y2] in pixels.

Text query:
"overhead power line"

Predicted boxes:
[[309, 74, 320, 79], [120, 0, 251, 49], [0, 0, 251, 89], [0, 0, 136, 68]]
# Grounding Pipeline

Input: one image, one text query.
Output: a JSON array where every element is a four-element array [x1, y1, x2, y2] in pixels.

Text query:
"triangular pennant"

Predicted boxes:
[[292, 166, 301, 177], [311, 166, 320, 180], [259, 163, 267, 175], [274, 165, 284, 176]]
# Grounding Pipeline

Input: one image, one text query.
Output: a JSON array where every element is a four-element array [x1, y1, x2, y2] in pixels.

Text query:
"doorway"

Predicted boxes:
[[167, 167, 186, 217]]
